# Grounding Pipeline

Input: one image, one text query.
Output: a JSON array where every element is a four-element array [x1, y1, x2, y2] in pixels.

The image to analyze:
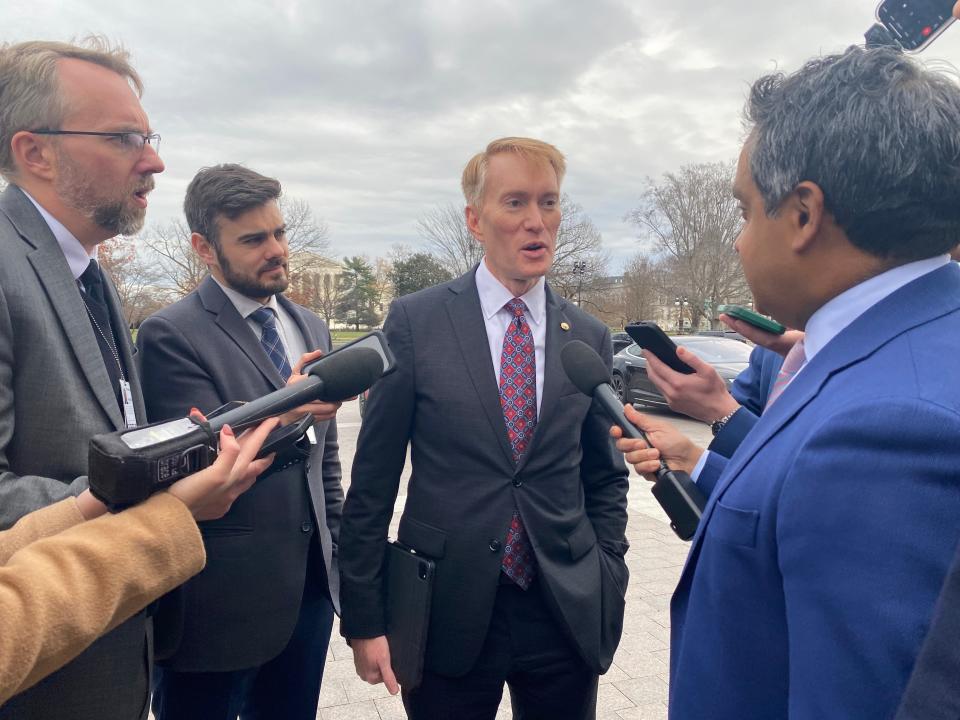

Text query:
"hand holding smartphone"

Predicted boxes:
[[625, 322, 694, 374]]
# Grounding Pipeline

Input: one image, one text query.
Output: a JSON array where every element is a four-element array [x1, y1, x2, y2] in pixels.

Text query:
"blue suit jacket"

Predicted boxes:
[[707, 346, 783, 459], [670, 263, 960, 720], [895, 539, 960, 719]]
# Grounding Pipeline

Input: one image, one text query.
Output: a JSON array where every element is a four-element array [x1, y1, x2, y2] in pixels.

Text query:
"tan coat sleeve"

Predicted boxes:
[[0, 499, 86, 564], [0, 492, 206, 706]]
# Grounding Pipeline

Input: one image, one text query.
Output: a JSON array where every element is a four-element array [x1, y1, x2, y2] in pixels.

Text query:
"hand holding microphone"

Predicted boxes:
[[88, 334, 393, 511], [561, 340, 706, 540]]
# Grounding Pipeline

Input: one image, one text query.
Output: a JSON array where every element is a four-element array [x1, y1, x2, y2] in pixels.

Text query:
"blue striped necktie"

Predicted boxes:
[[250, 306, 292, 382]]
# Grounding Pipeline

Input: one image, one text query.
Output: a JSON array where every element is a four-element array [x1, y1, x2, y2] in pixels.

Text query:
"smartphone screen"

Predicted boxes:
[[876, 0, 955, 51]]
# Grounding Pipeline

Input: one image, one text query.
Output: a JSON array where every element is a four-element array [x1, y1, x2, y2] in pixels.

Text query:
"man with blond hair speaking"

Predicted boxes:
[[339, 137, 630, 719]]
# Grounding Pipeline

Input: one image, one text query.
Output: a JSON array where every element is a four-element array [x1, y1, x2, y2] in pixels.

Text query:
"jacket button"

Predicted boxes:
[[513, 478, 522, 488], [301, 522, 312, 533], [489, 539, 502, 552]]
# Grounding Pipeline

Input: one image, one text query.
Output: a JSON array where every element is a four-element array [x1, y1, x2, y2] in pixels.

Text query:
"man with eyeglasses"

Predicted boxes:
[[0, 39, 164, 719]]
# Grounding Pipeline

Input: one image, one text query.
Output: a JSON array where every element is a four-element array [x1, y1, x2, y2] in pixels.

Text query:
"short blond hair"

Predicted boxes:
[[0, 37, 142, 179], [461, 137, 566, 208]]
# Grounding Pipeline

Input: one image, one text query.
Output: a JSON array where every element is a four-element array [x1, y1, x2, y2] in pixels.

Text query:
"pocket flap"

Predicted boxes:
[[398, 516, 447, 558], [707, 500, 759, 548], [567, 518, 597, 561]]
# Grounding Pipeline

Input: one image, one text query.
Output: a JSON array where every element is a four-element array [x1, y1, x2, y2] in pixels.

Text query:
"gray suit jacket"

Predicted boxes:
[[0, 185, 151, 719], [136, 275, 343, 671], [339, 269, 630, 676]]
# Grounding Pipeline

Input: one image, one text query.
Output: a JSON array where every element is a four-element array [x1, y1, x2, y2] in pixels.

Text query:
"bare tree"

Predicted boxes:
[[313, 273, 343, 325], [417, 202, 483, 276], [98, 236, 170, 325], [548, 195, 609, 306], [279, 197, 331, 276], [627, 161, 750, 329], [614, 253, 667, 327], [140, 219, 209, 298], [371, 256, 392, 317]]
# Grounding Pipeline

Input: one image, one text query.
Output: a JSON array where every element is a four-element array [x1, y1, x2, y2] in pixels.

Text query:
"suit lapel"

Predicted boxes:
[[445, 271, 516, 469], [1, 187, 125, 430], [517, 285, 569, 470], [279, 294, 321, 354], [198, 277, 285, 390], [682, 262, 960, 565]]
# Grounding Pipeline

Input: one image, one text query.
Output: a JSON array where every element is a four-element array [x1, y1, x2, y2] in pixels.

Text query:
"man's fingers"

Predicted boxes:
[[719, 314, 776, 344], [624, 403, 655, 431], [380, 658, 400, 695], [675, 346, 710, 374], [293, 349, 325, 375]]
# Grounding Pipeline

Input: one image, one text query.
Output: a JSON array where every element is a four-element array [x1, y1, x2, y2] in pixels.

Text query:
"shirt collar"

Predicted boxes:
[[475, 259, 546, 327], [804, 254, 950, 363], [212, 276, 281, 320], [22, 189, 96, 281]]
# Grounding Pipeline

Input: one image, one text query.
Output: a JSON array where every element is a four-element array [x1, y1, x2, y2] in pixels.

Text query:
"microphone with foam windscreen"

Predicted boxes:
[[561, 340, 706, 540], [87, 342, 388, 511]]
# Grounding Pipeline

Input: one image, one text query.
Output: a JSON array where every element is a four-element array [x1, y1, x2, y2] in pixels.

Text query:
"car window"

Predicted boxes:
[[675, 337, 752, 363]]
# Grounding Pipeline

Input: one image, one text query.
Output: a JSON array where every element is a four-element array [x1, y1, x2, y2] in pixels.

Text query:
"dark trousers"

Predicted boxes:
[[150, 557, 334, 720], [403, 577, 599, 720]]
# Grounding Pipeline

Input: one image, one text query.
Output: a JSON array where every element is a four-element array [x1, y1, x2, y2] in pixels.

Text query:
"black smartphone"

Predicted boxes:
[[625, 322, 694, 374], [876, 0, 955, 52]]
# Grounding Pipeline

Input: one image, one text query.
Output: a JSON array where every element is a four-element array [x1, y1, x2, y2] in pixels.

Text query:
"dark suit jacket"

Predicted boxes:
[[339, 270, 630, 677], [0, 185, 151, 719], [707, 345, 782, 459], [895, 539, 960, 719], [669, 263, 960, 720], [136, 275, 343, 672]]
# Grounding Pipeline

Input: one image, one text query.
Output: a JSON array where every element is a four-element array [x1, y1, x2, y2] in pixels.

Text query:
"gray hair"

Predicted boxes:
[[745, 46, 960, 262], [0, 37, 142, 180], [184, 164, 282, 247]]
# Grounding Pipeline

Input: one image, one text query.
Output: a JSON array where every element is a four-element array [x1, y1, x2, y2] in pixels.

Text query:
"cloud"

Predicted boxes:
[[7, 0, 960, 271]]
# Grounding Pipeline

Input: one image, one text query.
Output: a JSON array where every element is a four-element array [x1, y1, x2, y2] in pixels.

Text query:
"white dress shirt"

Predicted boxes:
[[23, 190, 95, 280], [475, 259, 547, 414]]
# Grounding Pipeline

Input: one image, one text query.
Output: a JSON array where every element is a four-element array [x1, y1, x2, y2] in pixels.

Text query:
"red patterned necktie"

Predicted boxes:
[[499, 298, 538, 589]]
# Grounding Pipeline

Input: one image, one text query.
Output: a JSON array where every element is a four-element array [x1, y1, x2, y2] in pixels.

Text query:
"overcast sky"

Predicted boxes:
[[8, 1, 960, 271]]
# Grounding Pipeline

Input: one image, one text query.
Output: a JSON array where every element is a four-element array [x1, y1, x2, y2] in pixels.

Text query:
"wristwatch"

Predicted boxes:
[[710, 408, 740, 436]]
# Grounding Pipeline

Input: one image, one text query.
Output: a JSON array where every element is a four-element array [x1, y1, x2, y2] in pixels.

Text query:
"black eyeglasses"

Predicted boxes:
[[29, 129, 161, 155]]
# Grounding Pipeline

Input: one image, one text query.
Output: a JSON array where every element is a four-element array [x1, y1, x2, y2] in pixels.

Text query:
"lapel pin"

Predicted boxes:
[[560, 321, 570, 331]]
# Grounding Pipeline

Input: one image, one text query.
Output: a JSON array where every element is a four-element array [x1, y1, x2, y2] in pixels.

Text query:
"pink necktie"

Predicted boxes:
[[765, 339, 806, 410]]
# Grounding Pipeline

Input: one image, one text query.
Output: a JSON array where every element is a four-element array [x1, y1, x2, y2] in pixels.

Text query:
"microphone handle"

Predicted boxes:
[[592, 382, 706, 540], [207, 376, 325, 434]]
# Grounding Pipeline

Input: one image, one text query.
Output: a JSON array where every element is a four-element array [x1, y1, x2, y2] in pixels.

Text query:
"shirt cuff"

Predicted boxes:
[[691, 449, 711, 483]]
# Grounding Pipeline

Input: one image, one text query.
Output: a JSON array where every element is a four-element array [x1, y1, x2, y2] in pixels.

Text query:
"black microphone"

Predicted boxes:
[[561, 340, 706, 540], [209, 346, 382, 433], [88, 345, 385, 511]]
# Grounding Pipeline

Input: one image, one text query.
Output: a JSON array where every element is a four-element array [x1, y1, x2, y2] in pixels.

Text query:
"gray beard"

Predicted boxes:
[[55, 155, 146, 237]]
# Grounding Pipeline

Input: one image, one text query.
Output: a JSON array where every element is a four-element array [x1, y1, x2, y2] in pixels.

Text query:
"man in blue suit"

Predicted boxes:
[[615, 46, 960, 719]]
